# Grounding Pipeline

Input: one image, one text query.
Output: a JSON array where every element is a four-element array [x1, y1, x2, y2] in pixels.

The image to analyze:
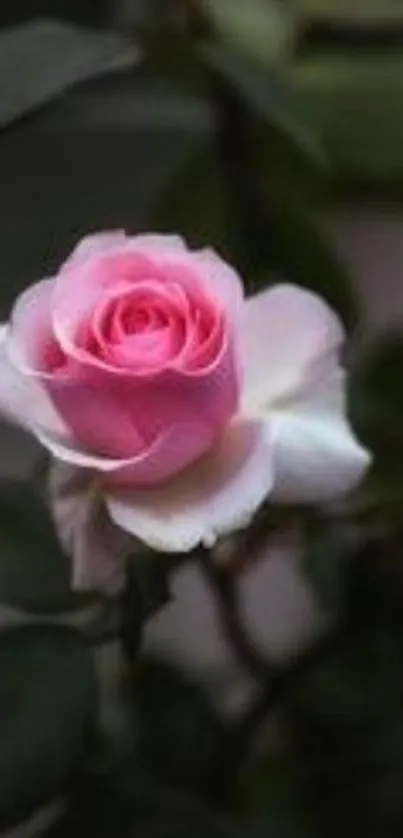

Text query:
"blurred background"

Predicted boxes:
[[1, 0, 403, 655], [3, 5, 403, 838], [2, 0, 403, 705], [2, 0, 403, 329]]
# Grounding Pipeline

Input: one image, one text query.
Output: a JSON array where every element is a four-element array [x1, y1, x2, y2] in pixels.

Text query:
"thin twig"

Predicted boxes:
[[196, 546, 271, 682], [229, 616, 354, 772]]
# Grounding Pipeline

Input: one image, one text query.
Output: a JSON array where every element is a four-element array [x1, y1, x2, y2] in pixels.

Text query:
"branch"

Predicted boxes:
[[229, 616, 354, 772], [196, 546, 271, 683]]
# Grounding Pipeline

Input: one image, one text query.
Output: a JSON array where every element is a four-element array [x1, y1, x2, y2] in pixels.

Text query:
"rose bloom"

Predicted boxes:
[[0, 233, 370, 591]]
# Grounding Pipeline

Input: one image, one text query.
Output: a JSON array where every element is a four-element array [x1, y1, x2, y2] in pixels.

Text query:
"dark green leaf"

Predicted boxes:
[[120, 552, 172, 662], [0, 20, 137, 130], [199, 0, 297, 65], [348, 333, 403, 462], [292, 623, 403, 836], [259, 192, 357, 327], [0, 481, 94, 614], [241, 748, 317, 838], [127, 551, 173, 623], [296, 0, 403, 23], [45, 771, 240, 838], [152, 122, 354, 325], [201, 43, 326, 166], [301, 517, 362, 611], [294, 52, 403, 190], [152, 139, 239, 265], [127, 658, 226, 796], [0, 625, 96, 830]]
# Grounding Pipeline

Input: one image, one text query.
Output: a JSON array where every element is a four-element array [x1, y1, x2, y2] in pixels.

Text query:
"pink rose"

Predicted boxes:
[[0, 232, 370, 591], [8, 232, 241, 487]]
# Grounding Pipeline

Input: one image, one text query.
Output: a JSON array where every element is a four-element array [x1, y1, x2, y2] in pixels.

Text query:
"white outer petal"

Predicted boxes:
[[269, 368, 371, 503], [0, 324, 67, 439], [61, 231, 186, 272], [49, 462, 131, 593], [0, 324, 29, 429], [242, 284, 344, 410], [106, 420, 274, 553]]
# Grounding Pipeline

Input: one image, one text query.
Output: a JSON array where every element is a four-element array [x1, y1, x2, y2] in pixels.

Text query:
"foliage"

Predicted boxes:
[[0, 625, 96, 830], [0, 480, 95, 614], [2, 1, 403, 837]]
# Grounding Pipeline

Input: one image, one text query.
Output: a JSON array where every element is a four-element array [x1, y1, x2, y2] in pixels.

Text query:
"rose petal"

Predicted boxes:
[[37, 419, 217, 486], [105, 419, 274, 552], [8, 278, 56, 373], [61, 230, 128, 271], [0, 324, 31, 430], [270, 369, 370, 503], [242, 284, 344, 410], [45, 324, 237, 457], [6, 281, 77, 442], [48, 461, 131, 593], [150, 247, 244, 324], [0, 320, 69, 444], [61, 231, 185, 273], [54, 240, 242, 377], [127, 234, 186, 254], [53, 252, 157, 367], [189, 248, 244, 322]]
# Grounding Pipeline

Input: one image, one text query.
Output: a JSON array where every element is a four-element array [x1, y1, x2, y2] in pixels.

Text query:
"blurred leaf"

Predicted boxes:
[[0, 20, 138, 129], [0, 625, 96, 830], [128, 658, 226, 797], [117, 0, 173, 31], [152, 140, 242, 263], [348, 334, 403, 462], [297, 624, 403, 719], [45, 769, 240, 838], [139, 30, 208, 96], [152, 70, 355, 325], [120, 552, 172, 662], [128, 552, 172, 622], [0, 481, 94, 614], [201, 43, 326, 166], [260, 191, 356, 326], [296, 0, 403, 24], [241, 748, 317, 838], [199, 0, 297, 65], [152, 137, 353, 321], [293, 621, 403, 836], [294, 52, 403, 188], [301, 517, 362, 611]]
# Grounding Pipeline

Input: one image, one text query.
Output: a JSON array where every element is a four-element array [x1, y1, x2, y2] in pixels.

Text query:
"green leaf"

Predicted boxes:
[[301, 517, 362, 611], [45, 769, 240, 838], [241, 748, 318, 838], [259, 190, 356, 327], [152, 139, 236, 259], [127, 658, 226, 796], [199, 0, 297, 66], [151, 91, 354, 325], [295, 0, 403, 25], [154, 143, 355, 322], [120, 552, 172, 662], [348, 334, 403, 462], [0, 481, 94, 614], [293, 623, 403, 836], [0, 625, 96, 830], [201, 43, 326, 167], [294, 52, 403, 189], [0, 19, 138, 130]]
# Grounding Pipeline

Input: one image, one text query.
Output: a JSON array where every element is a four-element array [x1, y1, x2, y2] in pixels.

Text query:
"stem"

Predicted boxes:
[[230, 616, 353, 773], [196, 547, 271, 682], [209, 73, 269, 279]]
